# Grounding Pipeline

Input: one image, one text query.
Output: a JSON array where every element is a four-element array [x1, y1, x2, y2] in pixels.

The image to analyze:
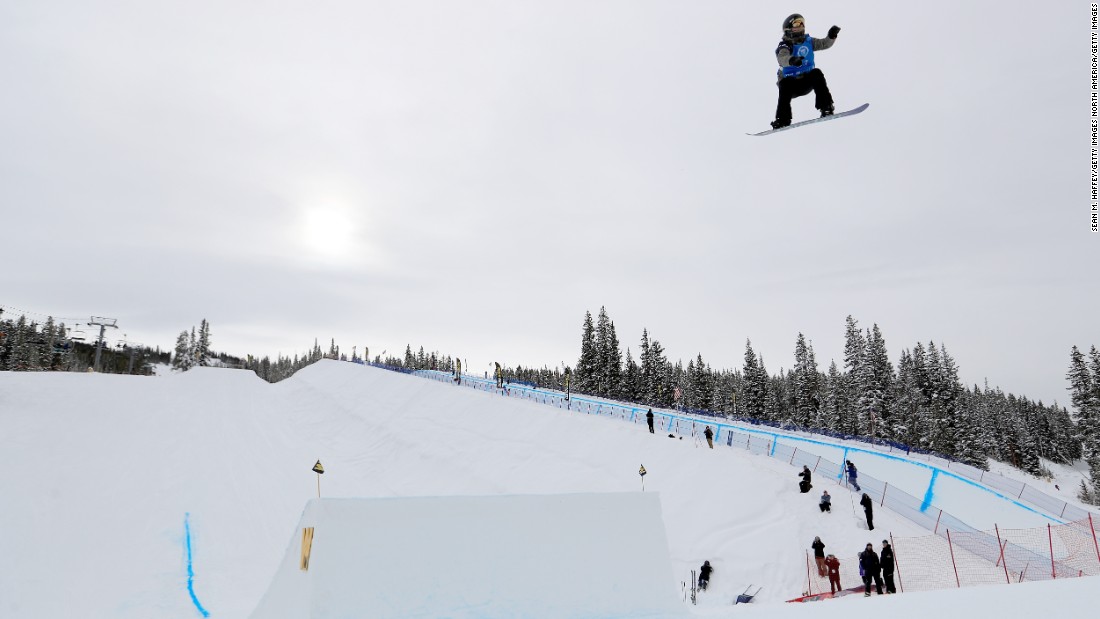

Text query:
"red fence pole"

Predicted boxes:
[[1090, 513, 1100, 566], [890, 533, 904, 593], [995, 524, 1011, 584], [934, 510, 943, 535], [1049, 524, 1056, 579], [946, 529, 961, 588], [881, 483, 888, 506]]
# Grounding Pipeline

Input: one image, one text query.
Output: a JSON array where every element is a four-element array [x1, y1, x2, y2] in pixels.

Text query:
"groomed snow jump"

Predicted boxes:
[[250, 493, 687, 619]]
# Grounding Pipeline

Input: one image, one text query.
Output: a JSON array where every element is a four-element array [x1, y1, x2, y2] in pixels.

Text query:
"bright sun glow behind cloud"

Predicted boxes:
[[299, 205, 362, 266]]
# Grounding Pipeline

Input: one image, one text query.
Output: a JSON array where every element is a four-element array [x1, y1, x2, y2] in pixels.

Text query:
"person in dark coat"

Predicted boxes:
[[880, 540, 896, 594], [703, 426, 714, 449], [811, 536, 826, 576], [819, 490, 832, 512], [646, 409, 655, 434], [798, 465, 813, 492], [824, 554, 842, 593], [859, 543, 884, 596], [846, 460, 861, 491], [859, 493, 874, 530], [698, 560, 713, 591]]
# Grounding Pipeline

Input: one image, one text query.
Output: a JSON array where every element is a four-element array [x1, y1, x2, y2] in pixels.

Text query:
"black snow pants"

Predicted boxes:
[[774, 69, 834, 122]]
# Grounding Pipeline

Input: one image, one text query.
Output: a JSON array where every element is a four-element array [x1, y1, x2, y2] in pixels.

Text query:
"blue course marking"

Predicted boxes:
[[838, 447, 850, 481], [184, 513, 211, 618], [921, 469, 940, 513], [420, 370, 1061, 522]]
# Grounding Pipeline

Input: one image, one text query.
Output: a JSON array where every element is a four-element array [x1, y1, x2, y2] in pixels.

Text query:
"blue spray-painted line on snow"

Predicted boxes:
[[424, 371, 1061, 522], [184, 513, 211, 618], [921, 469, 940, 513]]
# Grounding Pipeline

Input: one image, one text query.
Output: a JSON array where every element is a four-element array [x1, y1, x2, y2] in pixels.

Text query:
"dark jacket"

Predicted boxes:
[[799, 468, 812, 483], [860, 494, 874, 513], [699, 563, 713, 580], [704, 426, 714, 439], [880, 546, 895, 574], [859, 549, 881, 575], [812, 539, 825, 557]]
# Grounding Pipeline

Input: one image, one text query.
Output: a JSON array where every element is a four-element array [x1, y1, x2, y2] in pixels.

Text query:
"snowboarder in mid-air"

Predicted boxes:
[[770, 13, 841, 129]]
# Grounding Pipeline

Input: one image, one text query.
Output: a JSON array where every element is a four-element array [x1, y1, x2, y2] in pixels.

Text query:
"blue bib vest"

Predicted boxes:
[[780, 36, 816, 79]]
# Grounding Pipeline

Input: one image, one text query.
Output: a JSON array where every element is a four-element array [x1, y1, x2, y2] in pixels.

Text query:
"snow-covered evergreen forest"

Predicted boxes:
[[4, 305, 1099, 503]]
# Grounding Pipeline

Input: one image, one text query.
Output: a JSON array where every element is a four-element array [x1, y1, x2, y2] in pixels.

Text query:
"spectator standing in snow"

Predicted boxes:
[[880, 540, 896, 594], [704, 426, 714, 449], [824, 554, 842, 593], [646, 409, 655, 434], [819, 490, 832, 512], [859, 543, 884, 596], [698, 560, 713, 590], [494, 362, 503, 388], [846, 460, 860, 491], [859, 493, 875, 530], [799, 465, 813, 493], [811, 536, 826, 576]]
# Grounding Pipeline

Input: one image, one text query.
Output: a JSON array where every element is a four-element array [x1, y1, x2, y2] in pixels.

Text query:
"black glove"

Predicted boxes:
[[828, 25, 841, 39], [789, 54, 804, 66]]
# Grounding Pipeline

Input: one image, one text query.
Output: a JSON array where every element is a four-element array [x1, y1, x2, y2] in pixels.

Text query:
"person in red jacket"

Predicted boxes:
[[824, 554, 842, 594]]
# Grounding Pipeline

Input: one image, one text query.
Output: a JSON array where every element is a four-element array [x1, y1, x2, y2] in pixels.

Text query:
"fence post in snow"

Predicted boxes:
[[813, 455, 821, 472], [1089, 513, 1100, 565], [995, 524, 1011, 584], [806, 550, 813, 595], [934, 510, 943, 535], [881, 483, 888, 506], [1049, 524, 1056, 579], [890, 533, 904, 593], [789, 447, 797, 465], [946, 529, 961, 588]]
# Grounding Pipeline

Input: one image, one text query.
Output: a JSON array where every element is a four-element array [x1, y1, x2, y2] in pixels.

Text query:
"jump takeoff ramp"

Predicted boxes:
[[249, 493, 687, 619]]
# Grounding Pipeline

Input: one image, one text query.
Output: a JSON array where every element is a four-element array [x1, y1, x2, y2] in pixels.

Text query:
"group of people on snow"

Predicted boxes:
[[801, 456, 899, 598], [811, 538, 896, 596]]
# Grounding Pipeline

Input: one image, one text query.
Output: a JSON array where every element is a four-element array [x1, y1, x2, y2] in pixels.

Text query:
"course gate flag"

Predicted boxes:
[[639, 464, 647, 492], [312, 460, 324, 497]]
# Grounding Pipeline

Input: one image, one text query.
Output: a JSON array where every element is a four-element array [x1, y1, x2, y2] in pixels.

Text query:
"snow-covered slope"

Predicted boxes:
[[0, 361, 1094, 618]]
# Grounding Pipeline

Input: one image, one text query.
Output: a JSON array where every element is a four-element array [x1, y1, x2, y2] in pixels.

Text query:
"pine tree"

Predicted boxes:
[[197, 319, 211, 366], [623, 348, 641, 402], [742, 340, 769, 420], [576, 311, 598, 394], [173, 330, 193, 370], [792, 333, 821, 428], [842, 316, 867, 435], [864, 324, 894, 441]]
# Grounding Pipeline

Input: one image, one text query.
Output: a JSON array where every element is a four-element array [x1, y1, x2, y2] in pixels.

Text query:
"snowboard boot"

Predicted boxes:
[[819, 105, 835, 118], [770, 118, 791, 129]]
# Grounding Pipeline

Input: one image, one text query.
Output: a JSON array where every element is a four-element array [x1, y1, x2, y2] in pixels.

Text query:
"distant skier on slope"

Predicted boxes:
[[825, 554, 842, 593], [846, 460, 861, 491], [811, 536, 826, 576], [798, 465, 813, 493], [860, 493, 875, 530], [646, 408, 655, 434], [770, 13, 841, 129], [698, 560, 713, 591]]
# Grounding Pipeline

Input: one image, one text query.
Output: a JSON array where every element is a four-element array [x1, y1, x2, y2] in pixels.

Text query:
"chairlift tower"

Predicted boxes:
[[88, 316, 118, 372]]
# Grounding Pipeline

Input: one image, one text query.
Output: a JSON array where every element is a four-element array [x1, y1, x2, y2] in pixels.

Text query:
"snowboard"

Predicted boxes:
[[748, 103, 869, 136]]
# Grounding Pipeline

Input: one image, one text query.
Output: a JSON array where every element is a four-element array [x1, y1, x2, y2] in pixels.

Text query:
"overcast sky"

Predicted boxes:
[[1, 1, 1095, 406]]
